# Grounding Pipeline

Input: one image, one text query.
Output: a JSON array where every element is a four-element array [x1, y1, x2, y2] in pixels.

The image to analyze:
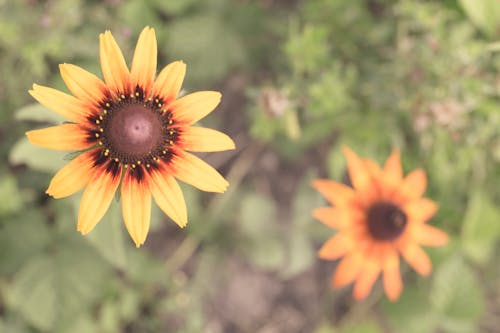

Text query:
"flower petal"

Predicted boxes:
[[180, 126, 235, 152], [400, 243, 431, 276], [26, 124, 92, 151], [170, 91, 221, 124], [312, 207, 344, 229], [153, 61, 186, 103], [382, 248, 403, 301], [318, 233, 354, 260], [77, 164, 121, 235], [59, 64, 107, 105], [414, 223, 449, 247], [130, 27, 157, 95], [353, 257, 382, 300], [342, 146, 379, 204], [404, 198, 438, 223], [29, 84, 91, 123], [121, 170, 152, 247], [333, 251, 365, 288], [311, 179, 357, 207], [100, 30, 130, 95], [383, 149, 402, 183], [46, 151, 95, 198], [170, 151, 229, 193], [399, 169, 427, 200], [149, 168, 188, 228]]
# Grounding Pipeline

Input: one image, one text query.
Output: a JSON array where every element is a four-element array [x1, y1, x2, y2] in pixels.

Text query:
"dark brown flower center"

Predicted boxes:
[[366, 201, 407, 241], [108, 103, 162, 157]]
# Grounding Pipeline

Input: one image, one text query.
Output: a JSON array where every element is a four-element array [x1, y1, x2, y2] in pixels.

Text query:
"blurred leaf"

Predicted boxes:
[[85, 200, 127, 270], [9, 138, 65, 173], [15, 103, 64, 124], [0, 173, 22, 216], [383, 284, 438, 333], [459, 0, 500, 37], [240, 193, 285, 270], [461, 189, 500, 264], [100, 300, 121, 333], [151, 0, 196, 15], [341, 319, 382, 333], [430, 255, 484, 330]]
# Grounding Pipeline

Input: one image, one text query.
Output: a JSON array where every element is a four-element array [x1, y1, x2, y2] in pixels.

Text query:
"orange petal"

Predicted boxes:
[[400, 243, 431, 276], [180, 126, 235, 152], [399, 169, 427, 200], [121, 170, 152, 247], [413, 224, 449, 247], [46, 151, 95, 198], [29, 84, 91, 123], [170, 151, 229, 193], [318, 233, 353, 260], [77, 165, 121, 235], [26, 124, 91, 151], [130, 27, 157, 95], [149, 168, 188, 228], [312, 207, 357, 229], [342, 146, 378, 204], [333, 251, 365, 288], [311, 179, 356, 207], [170, 91, 221, 124], [353, 258, 382, 300], [383, 149, 403, 182], [59, 64, 106, 105], [99, 30, 130, 95], [404, 198, 438, 223], [153, 61, 186, 103], [382, 248, 403, 301]]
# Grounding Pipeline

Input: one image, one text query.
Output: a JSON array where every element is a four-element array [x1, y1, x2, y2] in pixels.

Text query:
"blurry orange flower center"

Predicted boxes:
[[95, 89, 178, 165], [366, 201, 407, 241]]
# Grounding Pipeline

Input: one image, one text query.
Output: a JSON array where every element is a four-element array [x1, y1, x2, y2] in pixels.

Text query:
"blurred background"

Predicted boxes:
[[1, 0, 500, 332]]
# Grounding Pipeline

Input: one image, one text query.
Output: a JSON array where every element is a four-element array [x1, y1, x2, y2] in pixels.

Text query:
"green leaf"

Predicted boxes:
[[459, 0, 500, 37], [461, 189, 500, 264], [383, 284, 438, 333], [15, 103, 64, 124], [0, 173, 22, 216], [340, 319, 382, 333], [430, 255, 484, 330], [9, 138, 65, 173], [85, 200, 127, 270]]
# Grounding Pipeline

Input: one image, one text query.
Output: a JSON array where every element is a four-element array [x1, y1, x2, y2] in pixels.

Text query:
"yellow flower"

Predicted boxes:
[[26, 27, 235, 247], [312, 147, 448, 301]]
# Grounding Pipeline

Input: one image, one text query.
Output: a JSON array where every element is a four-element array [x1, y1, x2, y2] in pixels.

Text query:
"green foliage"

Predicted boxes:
[[1, 0, 499, 332]]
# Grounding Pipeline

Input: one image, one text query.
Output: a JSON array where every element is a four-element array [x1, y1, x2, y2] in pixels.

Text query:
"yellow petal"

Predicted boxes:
[[46, 151, 95, 198], [59, 64, 107, 105], [26, 124, 91, 151], [170, 91, 221, 124], [170, 151, 229, 193], [318, 233, 353, 260], [29, 84, 90, 123], [131, 27, 157, 95], [342, 146, 378, 203], [353, 257, 381, 300], [99, 30, 130, 94], [400, 243, 432, 276], [180, 126, 235, 152], [121, 170, 152, 247], [414, 223, 449, 247], [77, 165, 121, 235], [149, 168, 188, 227], [153, 61, 186, 103], [311, 179, 356, 207], [382, 248, 403, 302], [312, 207, 348, 229]]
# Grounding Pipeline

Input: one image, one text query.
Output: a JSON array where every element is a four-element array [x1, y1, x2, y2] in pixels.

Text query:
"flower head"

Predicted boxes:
[[312, 147, 448, 301], [26, 27, 235, 247]]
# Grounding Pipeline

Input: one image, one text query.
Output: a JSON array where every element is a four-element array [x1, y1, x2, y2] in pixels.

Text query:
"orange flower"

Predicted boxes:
[[26, 27, 235, 247], [312, 147, 448, 301]]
